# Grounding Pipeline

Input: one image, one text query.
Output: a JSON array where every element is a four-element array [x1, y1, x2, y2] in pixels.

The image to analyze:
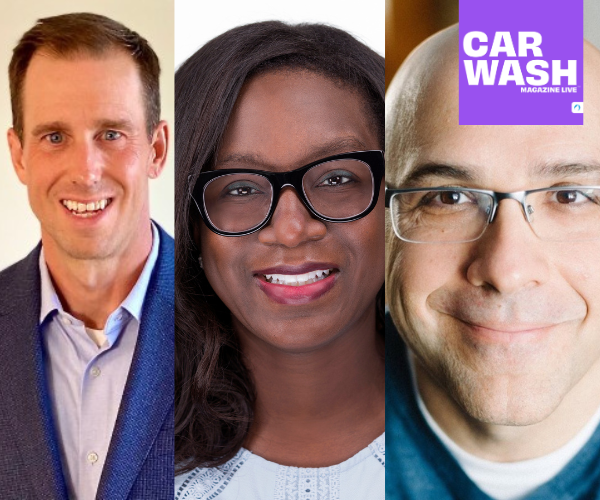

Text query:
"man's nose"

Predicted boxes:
[[69, 140, 102, 186], [257, 187, 327, 247], [466, 199, 550, 293]]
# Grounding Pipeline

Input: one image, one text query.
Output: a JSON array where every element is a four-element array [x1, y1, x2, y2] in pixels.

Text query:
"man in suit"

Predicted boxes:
[[0, 13, 173, 499], [385, 26, 600, 499]]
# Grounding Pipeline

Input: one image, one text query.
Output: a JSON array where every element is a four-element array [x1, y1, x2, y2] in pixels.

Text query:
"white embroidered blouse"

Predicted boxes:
[[175, 433, 385, 500]]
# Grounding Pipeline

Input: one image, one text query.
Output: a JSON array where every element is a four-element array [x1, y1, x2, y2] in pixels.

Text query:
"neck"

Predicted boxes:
[[414, 353, 600, 462], [238, 306, 385, 467], [43, 224, 153, 329]]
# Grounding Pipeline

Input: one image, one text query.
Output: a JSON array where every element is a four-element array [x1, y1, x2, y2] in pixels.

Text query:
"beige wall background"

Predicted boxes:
[[0, 0, 174, 271]]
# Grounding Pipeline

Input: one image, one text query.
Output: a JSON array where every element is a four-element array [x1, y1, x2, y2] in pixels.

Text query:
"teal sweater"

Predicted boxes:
[[385, 313, 600, 499]]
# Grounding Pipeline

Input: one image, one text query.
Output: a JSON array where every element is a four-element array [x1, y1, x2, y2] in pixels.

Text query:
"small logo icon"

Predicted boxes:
[[572, 102, 584, 113]]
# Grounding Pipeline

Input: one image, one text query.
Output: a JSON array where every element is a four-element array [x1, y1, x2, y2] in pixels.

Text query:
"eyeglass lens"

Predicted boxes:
[[203, 159, 374, 233], [391, 188, 600, 243]]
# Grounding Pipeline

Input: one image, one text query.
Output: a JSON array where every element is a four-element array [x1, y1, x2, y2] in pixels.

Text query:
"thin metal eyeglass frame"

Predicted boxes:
[[384, 185, 600, 243], [190, 150, 385, 237]]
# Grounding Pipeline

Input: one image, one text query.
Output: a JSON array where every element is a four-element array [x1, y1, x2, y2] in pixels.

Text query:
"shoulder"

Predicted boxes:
[[0, 246, 40, 314], [366, 432, 385, 468], [175, 450, 250, 500], [148, 222, 174, 297], [155, 222, 174, 257], [385, 311, 411, 391]]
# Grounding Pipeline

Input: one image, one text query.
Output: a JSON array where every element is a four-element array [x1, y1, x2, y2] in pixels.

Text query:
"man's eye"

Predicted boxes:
[[104, 130, 122, 141], [438, 191, 469, 204], [421, 190, 473, 206], [552, 189, 595, 205], [45, 132, 63, 144]]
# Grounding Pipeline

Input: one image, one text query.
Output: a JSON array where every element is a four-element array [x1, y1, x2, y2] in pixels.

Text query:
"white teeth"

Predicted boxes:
[[264, 269, 332, 286], [61, 198, 111, 215]]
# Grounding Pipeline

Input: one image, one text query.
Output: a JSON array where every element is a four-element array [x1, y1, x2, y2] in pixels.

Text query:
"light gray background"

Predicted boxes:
[[0, 0, 174, 271], [585, 0, 600, 49]]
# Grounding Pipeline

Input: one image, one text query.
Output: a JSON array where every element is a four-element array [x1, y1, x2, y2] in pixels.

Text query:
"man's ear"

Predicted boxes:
[[148, 120, 169, 179], [7, 128, 27, 185]]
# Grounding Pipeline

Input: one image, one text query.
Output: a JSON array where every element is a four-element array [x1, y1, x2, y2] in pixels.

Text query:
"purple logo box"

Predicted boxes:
[[459, 0, 583, 125]]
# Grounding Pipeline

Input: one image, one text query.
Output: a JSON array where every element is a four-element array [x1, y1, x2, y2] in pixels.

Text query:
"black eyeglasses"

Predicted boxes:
[[190, 150, 384, 236], [386, 185, 600, 243]]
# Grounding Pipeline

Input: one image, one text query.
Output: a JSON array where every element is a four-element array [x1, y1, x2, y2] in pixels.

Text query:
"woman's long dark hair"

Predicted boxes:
[[175, 21, 385, 472]]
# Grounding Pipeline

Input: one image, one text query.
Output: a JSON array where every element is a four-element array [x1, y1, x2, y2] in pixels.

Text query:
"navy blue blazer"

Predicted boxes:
[[0, 225, 174, 499]]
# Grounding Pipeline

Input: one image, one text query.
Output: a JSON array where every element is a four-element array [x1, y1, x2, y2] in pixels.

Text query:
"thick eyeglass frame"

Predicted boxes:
[[385, 185, 600, 243], [190, 150, 385, 236]]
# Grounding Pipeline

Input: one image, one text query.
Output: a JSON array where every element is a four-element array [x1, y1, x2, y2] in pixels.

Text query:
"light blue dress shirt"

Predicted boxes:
[[39, 224, 160, 500]]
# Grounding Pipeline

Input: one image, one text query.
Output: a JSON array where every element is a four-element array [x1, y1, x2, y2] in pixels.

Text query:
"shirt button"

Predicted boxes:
[[61, 317, 72, 325], [116, 313, 123, 321], [90, 366, 101, 378], [87, 452, 99, 464]]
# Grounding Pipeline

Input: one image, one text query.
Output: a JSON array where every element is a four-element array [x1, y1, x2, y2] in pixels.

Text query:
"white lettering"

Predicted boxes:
[[552, 60, 577, 85], [490, 32, 516, 57], [464, 59, 499, 85], [498, 60, 525, 85], [518, 32, 543, 57], [525, 60, 549, 85], [464, 31, 488, 57]]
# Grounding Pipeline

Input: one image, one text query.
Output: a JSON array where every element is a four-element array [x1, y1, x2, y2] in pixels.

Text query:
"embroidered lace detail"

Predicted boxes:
[[274, 463, 342, 500], [369, 434, 385, 467], [176, 449, 250, 499]]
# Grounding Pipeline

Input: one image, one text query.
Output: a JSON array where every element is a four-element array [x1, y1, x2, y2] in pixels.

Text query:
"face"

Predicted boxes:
[[386, 53, 600, 426], [200, 71, 384, 352], [8, 51, 167, 262]]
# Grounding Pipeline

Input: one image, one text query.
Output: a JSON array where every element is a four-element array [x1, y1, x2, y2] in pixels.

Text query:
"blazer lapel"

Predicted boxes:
[[97, 229, 174, 499], [0, 247, 68, 500]]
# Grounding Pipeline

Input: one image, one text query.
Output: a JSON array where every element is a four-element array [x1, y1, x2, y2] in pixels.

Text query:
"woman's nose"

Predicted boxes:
[[257, 187, 327, 247]]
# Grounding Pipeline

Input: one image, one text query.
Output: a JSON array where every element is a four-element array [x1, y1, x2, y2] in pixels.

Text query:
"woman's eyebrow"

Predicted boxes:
[[217, 137, 370, 169], [401, 162, 476, 187], [217, 153, 268, 169], [305, 137, 370, 160]]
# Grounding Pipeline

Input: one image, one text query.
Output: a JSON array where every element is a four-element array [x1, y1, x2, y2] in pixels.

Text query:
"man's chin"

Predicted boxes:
[[57, 241, 116, 262], [445, 371, 566, 427]]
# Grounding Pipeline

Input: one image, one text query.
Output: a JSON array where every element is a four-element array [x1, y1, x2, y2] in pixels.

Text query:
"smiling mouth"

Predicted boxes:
[[262, 269, 334, 287], [452, 315, 558, 334], [61, 198, 112, 218]]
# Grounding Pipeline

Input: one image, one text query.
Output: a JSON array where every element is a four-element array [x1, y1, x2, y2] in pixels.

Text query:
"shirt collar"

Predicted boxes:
[[39, 222, 160, 324]]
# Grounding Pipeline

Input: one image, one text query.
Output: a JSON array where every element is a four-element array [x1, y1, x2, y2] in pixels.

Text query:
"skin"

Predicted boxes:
[[386, 26, 600, 462], [199, 70, 385, 467], [7, 50, 168, 329]]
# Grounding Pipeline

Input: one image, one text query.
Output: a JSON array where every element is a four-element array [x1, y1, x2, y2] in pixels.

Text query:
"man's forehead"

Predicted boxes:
[[21, 50, 144, 126], [397, 116, 600, 189], [400, 158, 600, 189]]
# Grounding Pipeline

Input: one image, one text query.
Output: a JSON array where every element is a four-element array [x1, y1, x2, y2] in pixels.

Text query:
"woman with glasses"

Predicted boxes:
[[175, 21, 385, 499]]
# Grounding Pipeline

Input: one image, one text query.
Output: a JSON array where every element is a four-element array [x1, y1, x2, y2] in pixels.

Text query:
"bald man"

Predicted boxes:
[[385, 26, 600, 499]]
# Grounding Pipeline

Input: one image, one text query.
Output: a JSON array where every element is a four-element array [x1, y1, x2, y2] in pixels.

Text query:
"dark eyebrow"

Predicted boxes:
[[217, 136, 370, 170], [30, 121, 68, 137], [401, 162, 476, 187], [93, 119, 136, 131], [30, 119, 136, 138], [532, 161, 600, 178]]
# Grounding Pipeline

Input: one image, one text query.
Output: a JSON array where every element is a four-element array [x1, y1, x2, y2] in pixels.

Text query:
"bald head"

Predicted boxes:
[[385, 25, 600, 187]]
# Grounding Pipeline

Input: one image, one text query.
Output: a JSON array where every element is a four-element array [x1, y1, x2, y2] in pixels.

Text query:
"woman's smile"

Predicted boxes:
[[253, 263, 339, 305]]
